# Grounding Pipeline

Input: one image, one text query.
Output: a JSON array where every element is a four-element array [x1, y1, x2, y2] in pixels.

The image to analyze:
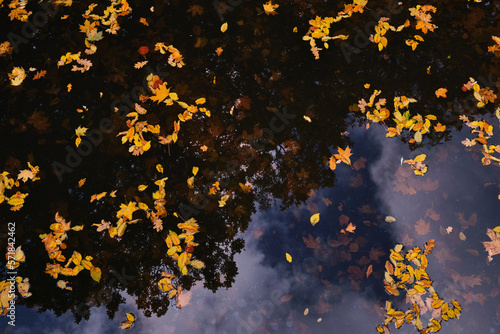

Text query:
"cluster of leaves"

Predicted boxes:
[[0, 276, 32, 315], [378, 240, 462, 333], [40, 213, 101, 288], [158, 218, 205, 300], [403, 154, 428, 176], [79, 0, 132, 54], [116, 72, 210, 153], [8, 65, 51, 86], [6, 0, 32, 22], [358, 89, 446, 143], [0, 162, 40, 210], [301, 0, 367, 60], [57, 52, 93, 73], [154, 43, 185, 68], [328, 146, 353, 171], [460, 115, 499, 166], [462, 77, 497, 108]]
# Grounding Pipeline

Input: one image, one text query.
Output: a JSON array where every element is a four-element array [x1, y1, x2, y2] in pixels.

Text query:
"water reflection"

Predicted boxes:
[[2, 0, 500, 333]]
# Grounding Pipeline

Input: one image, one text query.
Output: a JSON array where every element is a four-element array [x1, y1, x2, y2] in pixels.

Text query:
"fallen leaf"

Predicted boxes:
[[221, 22, 228, 33], [366, 264, 373, 278], [385, 216, 397, 223], [286, 253, 292, 262], [435, 88, 447, 98], [263, 1, 279, 15], [415, 218, 430, 235], [310, 213, 320, 226]]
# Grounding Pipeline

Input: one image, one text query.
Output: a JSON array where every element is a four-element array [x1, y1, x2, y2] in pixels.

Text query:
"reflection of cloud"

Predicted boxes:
[[367, 125, 500, 334], [7, 208, 382, 334]]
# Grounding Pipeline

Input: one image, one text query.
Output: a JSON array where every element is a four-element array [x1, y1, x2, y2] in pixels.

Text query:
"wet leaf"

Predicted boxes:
[[220, 22, 228, 33], [310, 213, 320, 226]]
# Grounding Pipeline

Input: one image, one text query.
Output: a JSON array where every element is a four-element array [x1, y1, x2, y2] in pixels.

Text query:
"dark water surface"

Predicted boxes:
[[1, 1, 500, 333]]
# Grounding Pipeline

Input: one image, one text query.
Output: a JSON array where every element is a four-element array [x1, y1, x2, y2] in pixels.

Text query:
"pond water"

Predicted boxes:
[[1, 1, 500, 333]]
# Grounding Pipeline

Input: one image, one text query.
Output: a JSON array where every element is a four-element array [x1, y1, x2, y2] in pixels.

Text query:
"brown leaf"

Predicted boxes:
[[303, 234, 321, 249], [415, 218, 430, 235], [483, 228, 500, 262]]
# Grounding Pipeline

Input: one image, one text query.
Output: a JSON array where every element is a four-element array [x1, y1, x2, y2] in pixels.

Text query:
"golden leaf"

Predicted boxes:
[[221, 22, 228, 33], [310, 213, 320, 226]]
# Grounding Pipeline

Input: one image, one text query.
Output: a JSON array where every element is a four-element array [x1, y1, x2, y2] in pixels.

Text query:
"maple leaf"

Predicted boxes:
[[335, 146, 353, 165], [263, 1, 279, 15], [462, 138, 476, 147], [353, 156, 367, 170], [435, 88, 447, 98], [415, 218, 430, 235], [303, 234, 321, 248], [482, 228, 500, 262], [150, 83, 170, 103], [314, 298, 332, 314], [215, 47, 223, 56], [187, 4, 204, 16], [433, 122, 446, 132], [17, 169, 34, 182], [75, 126, 88, 137], [117, 202, 138, 221], [139, 17, 149, 26]]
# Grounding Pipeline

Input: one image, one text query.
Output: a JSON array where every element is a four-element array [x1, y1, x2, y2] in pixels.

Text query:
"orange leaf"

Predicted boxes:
[[345, 222, 356, 233], [336, 146, 353, 165], [150, 83, 170, 103], [33, 70, 47, 80], [435, 88, 447, 98], [366, 264, 373, 278]]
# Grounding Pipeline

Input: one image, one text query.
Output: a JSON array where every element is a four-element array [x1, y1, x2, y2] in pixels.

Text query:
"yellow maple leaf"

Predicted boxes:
[[75, 126, 88, 137], [117, 201, 138, 221], [335, 146, 353, 165], [263, 1, 279, 15], [150, 83, 170, 103]]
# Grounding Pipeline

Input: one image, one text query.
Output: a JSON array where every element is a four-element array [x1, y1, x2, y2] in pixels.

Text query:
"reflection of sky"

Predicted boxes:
[[3, 123, 500, 333]]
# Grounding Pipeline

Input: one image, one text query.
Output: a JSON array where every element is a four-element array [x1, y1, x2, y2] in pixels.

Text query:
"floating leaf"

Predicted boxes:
[[285, 253, 292, 262], [385, 216, 396, 223], [310, 213, 320, 226], [221, 22, 228, 33]]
